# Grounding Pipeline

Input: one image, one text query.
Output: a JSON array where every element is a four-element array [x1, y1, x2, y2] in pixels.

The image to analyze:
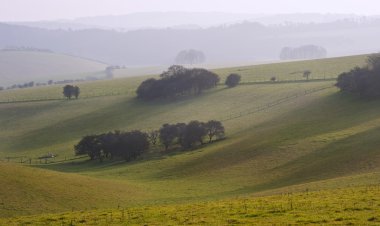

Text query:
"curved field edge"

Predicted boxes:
[[0, 51, 108, 86]]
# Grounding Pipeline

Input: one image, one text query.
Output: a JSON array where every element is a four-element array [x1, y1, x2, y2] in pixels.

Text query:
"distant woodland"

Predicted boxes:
[[0, 19, 379, 65]]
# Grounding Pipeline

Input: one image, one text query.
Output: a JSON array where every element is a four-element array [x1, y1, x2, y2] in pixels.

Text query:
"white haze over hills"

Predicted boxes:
[[8, 12, 376, 31]]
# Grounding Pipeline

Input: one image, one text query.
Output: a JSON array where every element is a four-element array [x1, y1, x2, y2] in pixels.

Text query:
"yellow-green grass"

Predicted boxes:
[[3, 83, 380, 217], [0, 81, 332, 160], [213, 54, 368, 82], [0, 54, 367, 102], [0, 51, 107, 86], [2, 183, 380, 225], [1, 54, 380, 220], [0, 76, 148, 102], [33, 86, 380, 204], [0, 163, 150, 218]]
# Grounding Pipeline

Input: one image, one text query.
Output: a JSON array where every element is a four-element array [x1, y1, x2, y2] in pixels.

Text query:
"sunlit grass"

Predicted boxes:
[[2, 184, 380, 225], [1, 54, 380, 221]]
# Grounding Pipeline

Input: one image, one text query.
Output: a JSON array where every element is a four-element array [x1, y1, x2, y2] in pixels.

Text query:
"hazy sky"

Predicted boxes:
[[1, 0, 380, 21]]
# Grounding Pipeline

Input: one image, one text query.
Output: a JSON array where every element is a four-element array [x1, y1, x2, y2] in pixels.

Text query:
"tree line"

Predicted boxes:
[[74, 120, 225, 162], [175, 49, 206, 65], [136, 65, 220, 100], [280, 45, 327, 60], [158, 120, 225, 151], [336, 54, 380, 98]]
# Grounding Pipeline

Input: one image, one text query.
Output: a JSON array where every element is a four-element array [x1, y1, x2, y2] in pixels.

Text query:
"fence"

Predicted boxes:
[[0, 91, 134, 104], [1, 155, 87, 165]]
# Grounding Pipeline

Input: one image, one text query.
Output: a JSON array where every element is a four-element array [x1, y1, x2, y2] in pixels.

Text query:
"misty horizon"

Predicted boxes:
[[1, 0, 380, 22]]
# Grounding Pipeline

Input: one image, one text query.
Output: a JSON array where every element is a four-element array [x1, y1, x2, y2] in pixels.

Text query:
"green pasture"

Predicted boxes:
[[1, 54, 380, 224]]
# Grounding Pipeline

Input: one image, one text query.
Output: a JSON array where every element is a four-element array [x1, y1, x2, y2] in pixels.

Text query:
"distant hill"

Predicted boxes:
[[1, 18, 379, 66], [11, 12, 366, 31], [0, 50, 107, 86]]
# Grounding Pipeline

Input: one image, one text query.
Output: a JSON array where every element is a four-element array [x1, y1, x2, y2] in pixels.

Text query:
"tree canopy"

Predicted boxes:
[[280, 45, 327, 60], [75, 130, 149, 162], [136, 65, 219, 100], [159, 120, 225, 151], [175, 49, 206, 65], [336, 54, 380, 98], [225, 73, 241, 88], [63, 85, 80, 99], [75, 120, 225, 163]]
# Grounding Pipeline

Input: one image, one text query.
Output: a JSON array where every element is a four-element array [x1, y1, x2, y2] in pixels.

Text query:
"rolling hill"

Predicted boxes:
[[1, 54, 380, 224], [0, 50, 107, 86], [1, 20, 380, 65]]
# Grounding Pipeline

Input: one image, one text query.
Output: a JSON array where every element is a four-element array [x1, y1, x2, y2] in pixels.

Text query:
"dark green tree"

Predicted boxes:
[[159, 124, 178, 151], [225, 73, 241, 88], [63, 85, 80, 100], [115, 131, 149, 161], [63, 85, 74, 99], [74, 135, 103, 161], [303, 70, 312, 80], [204, 120, 225, 143], [148, 130, 159, 146], [336, 54, 380, 98], [73, 86, 80, 99], [181, 121, 207, 148], [136, 66, 219, 100]]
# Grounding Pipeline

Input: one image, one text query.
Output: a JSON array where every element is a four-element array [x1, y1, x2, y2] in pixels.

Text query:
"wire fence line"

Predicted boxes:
[[220, 85, 335, 122], [0, 155, 87, 165], [0, 91, 134, 104]]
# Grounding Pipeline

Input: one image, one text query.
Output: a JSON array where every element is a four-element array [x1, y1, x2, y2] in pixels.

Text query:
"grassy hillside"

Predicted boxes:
[[213, 54, 368, 82], [0, 163, 150, 217], [0, 81, 331, 159], [0, 51, 107, 86], [1, 54, 380, 221], [2, 184, 380, 225], [0, 54, 367, 102]]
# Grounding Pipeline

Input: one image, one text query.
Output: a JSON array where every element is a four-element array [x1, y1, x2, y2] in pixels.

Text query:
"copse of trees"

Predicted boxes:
[[159, 120, 225, 151], [336, 54, 380, 98], [75, 130, 149, 162], [280, 45, 327, 60], [136, 65, 220, 100], [225, 73, 241, 88], [175, 49, 206, 65], [74, 120, 225, 163], [63, 85, 80, 99]]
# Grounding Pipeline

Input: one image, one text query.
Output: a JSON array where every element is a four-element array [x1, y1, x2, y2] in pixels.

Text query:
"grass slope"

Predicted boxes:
[[0, 163, 149, 217], [2, 183, 380, 225], [1, 54, 380, 219], [0, 51, 107, 86], [0, 54, 367, 102]]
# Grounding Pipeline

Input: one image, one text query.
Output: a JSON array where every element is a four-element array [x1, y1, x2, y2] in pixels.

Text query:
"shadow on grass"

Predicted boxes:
[[37, 138, 227, 173], [8, 89, 224, 152], [145, 92, 380, 179], [219, 125, 380, 196]]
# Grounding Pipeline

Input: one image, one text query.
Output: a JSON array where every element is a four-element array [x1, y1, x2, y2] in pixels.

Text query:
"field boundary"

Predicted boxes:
[[0, 78, 335, 105]]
